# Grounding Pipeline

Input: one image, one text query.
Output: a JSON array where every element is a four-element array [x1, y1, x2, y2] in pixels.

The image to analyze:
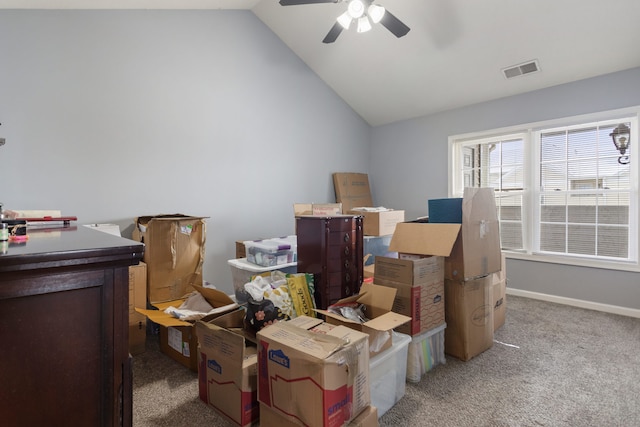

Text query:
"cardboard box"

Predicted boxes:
[[333, 173, 374, 213], [293, 203, 342, 216], [132, 214, 208, 303], [257, 316, 370, 427], [136, 285, 238, 371], [129, 262, 147, 355], [235, 240, 247, 259], [259, 403, 379, 427], [373, 256, 445, 336], [196, 309, 259, 427], [390, 187, 501, 281], [315, 282, 411, 356], [349, 209, 405, 236], [492, 253, 507, 331], [444, 276, 494, 361]]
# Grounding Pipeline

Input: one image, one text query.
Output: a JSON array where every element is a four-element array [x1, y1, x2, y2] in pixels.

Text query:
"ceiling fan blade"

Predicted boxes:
[[380, 10, 410, 38], [322, 22, 344, 44], [279, 0, 338, 5]]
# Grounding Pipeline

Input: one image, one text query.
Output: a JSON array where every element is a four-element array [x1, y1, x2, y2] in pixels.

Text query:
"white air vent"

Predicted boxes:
[[502, 60, 540, 79]]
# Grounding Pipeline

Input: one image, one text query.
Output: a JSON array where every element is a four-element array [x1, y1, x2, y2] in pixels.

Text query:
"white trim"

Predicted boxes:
[[506, 287, 640, 319]]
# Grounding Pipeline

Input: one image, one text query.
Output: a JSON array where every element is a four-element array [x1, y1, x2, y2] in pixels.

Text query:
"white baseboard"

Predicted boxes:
[[506, 288, 640, 319]]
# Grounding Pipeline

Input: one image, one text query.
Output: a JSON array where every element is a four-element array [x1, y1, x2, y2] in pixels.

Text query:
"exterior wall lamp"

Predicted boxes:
[[610, 123, 630, 165]]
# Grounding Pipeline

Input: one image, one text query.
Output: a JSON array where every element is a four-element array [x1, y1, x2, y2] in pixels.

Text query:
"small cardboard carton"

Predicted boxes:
[[349, 208, 405, 236], [315, 282, 412, 356], [492, 253, 507, 331], [293, 203, 343, 216], [132, 214, 208, 303], [136, 285, 238, 371], [333, 172, 374, 213], [196, 309, 259, 427], [257, 316, 370, 427], [128, 262, 147, 355], [373, 256, 445, 336], [444, 276, 494, 361]]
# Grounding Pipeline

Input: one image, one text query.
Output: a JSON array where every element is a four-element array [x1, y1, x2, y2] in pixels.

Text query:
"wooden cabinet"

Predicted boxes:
[[296, 215, 363, 310], [0, 225, 144, 427]]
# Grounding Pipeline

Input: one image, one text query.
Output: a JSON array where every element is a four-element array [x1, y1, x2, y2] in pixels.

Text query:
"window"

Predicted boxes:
[[450, 109, 638, 270]]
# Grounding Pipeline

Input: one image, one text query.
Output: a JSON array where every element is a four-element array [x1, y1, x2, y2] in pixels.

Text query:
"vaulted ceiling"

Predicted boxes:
[[3, 0, 640, 126]]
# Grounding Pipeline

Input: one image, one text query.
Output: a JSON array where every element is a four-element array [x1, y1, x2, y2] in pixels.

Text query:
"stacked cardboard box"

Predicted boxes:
[[382, 188, 501, 362]]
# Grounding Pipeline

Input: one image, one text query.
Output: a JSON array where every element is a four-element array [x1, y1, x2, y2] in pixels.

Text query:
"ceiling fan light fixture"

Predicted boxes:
[[357, 15, 372, 33], [368, 4, 386, 23], [337, 11, 352, 29], [347, 0, 365, 19]]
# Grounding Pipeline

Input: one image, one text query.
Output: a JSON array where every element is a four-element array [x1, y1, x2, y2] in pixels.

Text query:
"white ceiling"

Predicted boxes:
[[3, 0, 640, 126]]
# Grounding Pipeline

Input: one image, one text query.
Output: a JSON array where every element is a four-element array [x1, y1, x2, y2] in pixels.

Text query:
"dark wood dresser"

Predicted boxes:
[[0, 225, 144, 427], [296, 215, 364, 310]]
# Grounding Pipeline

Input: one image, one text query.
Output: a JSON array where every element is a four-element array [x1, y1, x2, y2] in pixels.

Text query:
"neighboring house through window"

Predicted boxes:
[[449, 108, 638, 271]]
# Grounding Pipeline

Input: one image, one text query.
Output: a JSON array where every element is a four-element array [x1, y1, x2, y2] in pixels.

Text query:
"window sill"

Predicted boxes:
[[503, 250, 640, 273]]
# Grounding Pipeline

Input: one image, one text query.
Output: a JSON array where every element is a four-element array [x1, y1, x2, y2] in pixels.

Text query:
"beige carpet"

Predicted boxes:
[[132, 295, 640, 426]]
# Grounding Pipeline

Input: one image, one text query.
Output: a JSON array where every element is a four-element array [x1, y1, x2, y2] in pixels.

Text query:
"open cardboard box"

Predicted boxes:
[[390, 187, 501, 281], [135, 285, 238, 371], [315, 282, 411, 356], [196, 308, 258, 427], [256, 315, 371, 427]]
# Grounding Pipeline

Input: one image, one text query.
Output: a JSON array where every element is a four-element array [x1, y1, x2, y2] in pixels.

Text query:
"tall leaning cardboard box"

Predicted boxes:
[[132, 214, 207, 303], [132, 214, 211, 370]]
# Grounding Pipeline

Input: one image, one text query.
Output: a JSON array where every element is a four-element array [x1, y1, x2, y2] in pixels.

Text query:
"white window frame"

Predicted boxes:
[[448, 107, 639, 272]]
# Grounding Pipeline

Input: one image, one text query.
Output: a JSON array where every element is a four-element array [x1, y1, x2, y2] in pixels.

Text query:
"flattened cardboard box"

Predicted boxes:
[[333, 173, 374, 213], [444, 276, 494, 361], [132, 214, 207, 303], [196, 309, 258, 427], [373, 256, 445, 336], [257, 316, 370, 427], [315, 282, 411, 356]]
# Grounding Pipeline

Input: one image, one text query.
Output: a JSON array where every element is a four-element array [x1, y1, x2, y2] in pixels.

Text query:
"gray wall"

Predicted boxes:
[[1, 10, 638, 312], [0, 10, 370, 294], [371, 67, 640, 311]]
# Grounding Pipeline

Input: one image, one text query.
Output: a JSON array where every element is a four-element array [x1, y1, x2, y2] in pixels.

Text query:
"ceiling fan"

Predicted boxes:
[[279, 0, 410, 44]]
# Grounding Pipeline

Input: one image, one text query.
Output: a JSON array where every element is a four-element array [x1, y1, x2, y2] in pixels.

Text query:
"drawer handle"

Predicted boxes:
[[343, 233, 350, 243], [344, 260, 350, 269], [344, 247, 350, 256], [345, 285, 351, 295]]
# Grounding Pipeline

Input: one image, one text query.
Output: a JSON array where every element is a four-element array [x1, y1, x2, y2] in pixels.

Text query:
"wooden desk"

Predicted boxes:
[[0, 225, 144, 427]]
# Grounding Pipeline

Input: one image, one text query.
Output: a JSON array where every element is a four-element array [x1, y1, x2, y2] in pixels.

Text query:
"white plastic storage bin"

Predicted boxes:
[[406, 323, 446, 383], [370, 332, 411, 417], [227, 258, 297, 303]]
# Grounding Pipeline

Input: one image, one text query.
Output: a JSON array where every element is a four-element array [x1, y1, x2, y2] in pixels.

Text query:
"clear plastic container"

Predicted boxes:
[[244, 238, 295, 267], [370, 332, 411, 417], [406, 323, 447, 383]]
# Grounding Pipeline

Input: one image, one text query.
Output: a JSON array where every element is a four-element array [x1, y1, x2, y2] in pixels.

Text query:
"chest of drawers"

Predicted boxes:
[[296, 215, 363, 310]]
